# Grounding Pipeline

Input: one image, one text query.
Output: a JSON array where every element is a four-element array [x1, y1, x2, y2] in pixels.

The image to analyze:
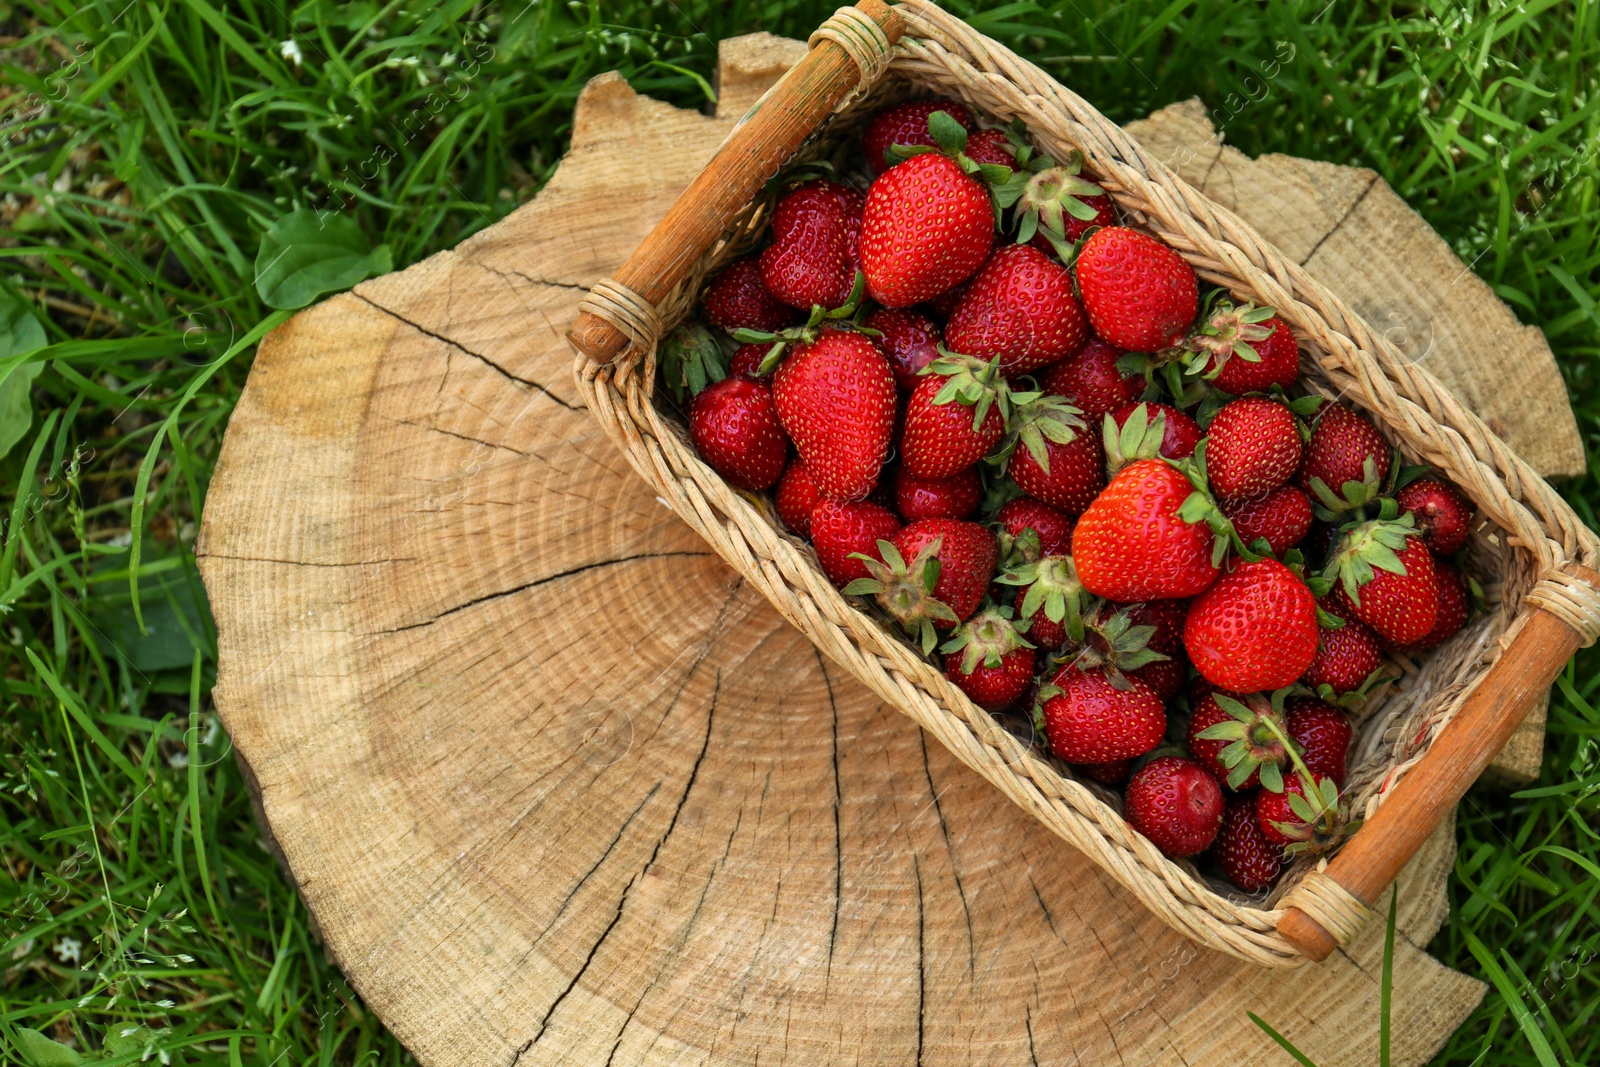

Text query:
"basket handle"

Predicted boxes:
[[566, 0, 904, 366], [1277, 563, 1600, 961]]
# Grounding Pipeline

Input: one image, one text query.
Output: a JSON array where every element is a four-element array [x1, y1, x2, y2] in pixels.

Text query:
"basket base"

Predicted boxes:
[[198, 36, 1490, 1066]]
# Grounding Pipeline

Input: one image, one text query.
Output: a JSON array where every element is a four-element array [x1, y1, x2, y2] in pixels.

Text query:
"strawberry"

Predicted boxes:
[[731, 342, 778, 383], [900, 356, 1008, 479], [1073, 227, 1199, 352], [759, 180, 864, 312], [861, 152, 995, 308], [703, 256, 802, 333], [894, 465, 982, 521], [1125, 757, 1225, 858], [1395, 478, 1473, 556], [1188, 689, 1292, 791], [1118, 598, 1189, 701], [945, 244, 1088, 375], [1078, 759, 1133, 786], [773, 331, 896, 501], [1298, 404, 1393, 512], [998, 554, 1086, 651], [1184, 558, 1319, 693], [1327, 518, 1438, 645], [1038, 338, 1140, 420], [942, 607, 1035, 712], [1074, 459, 1219, 600], [922, 278, 972, 322], [1005, 395, 1103, 514], [1212, 796, 1282, 892], [1255, 772, 1342, 851], [1185, 301, 1299, 394], [1285, 699, 1352, 786], [1041, 665, 1166, 763], [963, 127, 1016, 168], [1203, 397, 1302, 504], [1223, 485, 1312, 556], [847, 520, 997, 650], [1110, 402, 1201, 460], [775, 459, 822, 536], [865, 308, 942, 391], [862, 99, 975, 175], [1394, 557, 1470, 651], [1302, 605, 1384, 697], [688, 376, 788, 491], [810, 499, 900, 588], [995, 497, 1076, 559]]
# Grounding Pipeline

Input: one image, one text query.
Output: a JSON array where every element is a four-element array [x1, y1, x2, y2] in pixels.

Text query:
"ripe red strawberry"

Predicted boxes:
[[1125, 756, 1225, 858], [703, 256, 802, 333], [849, 520, 997, 649], [1007, 433, 1105, 514], [1038, 338, 1140, 419], [1187, 689, 1291, 791], [1119, 598, 1189, 701], [1184, 558, 1318, 692], [900, 361, 1007, 479], [861, 152, 995, 308], [945, 244, 1088, 375], [759, 181, 864, 312], [729, 342, 773, 382], [1302, 606, 1384, 696], [894, 466, 982, 521], [1041, 666, 1166, 763], [1223, 485, 1312, 555], [894, 520, 995, 625], [1395, 558, 1470, 651], [1074, 459, 1219, 600], [688, 377, 788, 491], [1073, 227, 1199, 352], [1110, 402, 1201, 460], [996, 497, 1076, 559], [963, 127, 1016, 168], [775, 459, 822, 536], [1298, 404, 1392, 511], [773, 331, 896, 501], [1285, 699, 1352, 786], [942, 607, 1035, 712], [1255, 773, 1336, 849], [1187, 302, 1299, 394], [1204, 397, 1302, 504], [1077, 759, 1133, 786], [809, 499, 900, 588], [1396, 478, 1473, 556], [1328, 520, 1438, 645], [862, 99, 975, 175], [1212, 796, 1282, 892], [865, 308, 942, 391]]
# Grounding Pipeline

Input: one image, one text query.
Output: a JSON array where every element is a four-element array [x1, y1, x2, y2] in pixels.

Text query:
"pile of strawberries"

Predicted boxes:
[[663, 99, 1478, 893]]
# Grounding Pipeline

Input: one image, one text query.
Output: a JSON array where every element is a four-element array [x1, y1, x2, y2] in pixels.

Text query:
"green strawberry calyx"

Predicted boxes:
[[1066, 603, 1170, 692], [1198, 691, 1294, 791], [1101, 402, 1167, 476], [991, 143, 1105, 262], [659, 321, 729, 405], [1172, 442, 1266, 567], [994, 554, 1087, 645], [1273, 771, 1358, 857], [1305, 441, 1400, 518], [843, 536, 960, 655], [1000, 392, 1086, 472], [1323, 511, 1421, 609], [1179, 295, 1277, 379], [922, 350, 1017, 432], [939, 605, 1034, 675]]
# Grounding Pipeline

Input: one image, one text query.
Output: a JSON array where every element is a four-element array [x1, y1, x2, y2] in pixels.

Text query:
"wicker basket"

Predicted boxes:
[[569, 0, 1600, 966]]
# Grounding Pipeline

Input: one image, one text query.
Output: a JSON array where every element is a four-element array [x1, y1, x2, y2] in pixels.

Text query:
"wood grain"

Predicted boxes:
[[195, 38, 1520, 1066]]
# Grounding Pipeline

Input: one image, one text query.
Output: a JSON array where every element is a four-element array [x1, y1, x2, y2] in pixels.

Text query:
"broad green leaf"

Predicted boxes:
[[11, 1027, 84, 1066], [254, 209, 392, 309], [0, 290, 47, 460]]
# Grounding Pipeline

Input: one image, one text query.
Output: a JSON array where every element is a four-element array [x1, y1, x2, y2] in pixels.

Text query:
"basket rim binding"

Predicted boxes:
[[572, 0, 1600, 966]]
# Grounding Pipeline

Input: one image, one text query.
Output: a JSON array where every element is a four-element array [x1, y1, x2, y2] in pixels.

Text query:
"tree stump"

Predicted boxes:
[[199, 34, 1592, 1065]]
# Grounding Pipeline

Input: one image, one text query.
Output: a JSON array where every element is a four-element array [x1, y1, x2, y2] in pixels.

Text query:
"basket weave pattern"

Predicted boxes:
[[574, 0, 1600, 966]]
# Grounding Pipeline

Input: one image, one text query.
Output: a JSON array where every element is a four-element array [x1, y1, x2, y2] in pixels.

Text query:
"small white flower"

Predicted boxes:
[[155, 999, 175, 1008], [441, 52, 457, 67], [54, 936, 82, 965], [280, 39, 303, 68]]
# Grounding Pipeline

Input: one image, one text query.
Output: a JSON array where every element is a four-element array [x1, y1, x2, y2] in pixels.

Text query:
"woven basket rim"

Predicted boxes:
[[572, 0, 1597, 966]]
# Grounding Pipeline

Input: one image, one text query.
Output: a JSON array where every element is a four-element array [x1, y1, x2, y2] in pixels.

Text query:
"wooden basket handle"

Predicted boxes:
[[566, 0, 904, 366], [1278, 563, 1600, 961]]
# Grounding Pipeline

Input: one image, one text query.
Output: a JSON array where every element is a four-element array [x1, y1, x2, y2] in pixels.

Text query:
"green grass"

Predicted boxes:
[[0, 0, 1596, 1063]]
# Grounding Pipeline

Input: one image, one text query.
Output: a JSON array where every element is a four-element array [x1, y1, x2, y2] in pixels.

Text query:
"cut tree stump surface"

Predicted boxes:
[[198, 34, 1600, 1065]]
